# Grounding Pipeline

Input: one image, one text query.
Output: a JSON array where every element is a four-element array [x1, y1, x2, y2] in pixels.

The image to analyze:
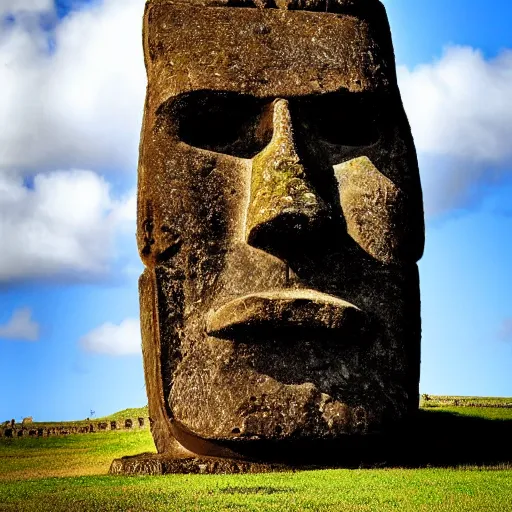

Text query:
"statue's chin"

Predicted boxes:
[[167, 394, 407, 464], [170, 372, 406, 440]]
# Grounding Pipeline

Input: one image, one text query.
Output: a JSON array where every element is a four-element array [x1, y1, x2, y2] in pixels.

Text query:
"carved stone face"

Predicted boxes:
[[138, 2, 424, 461]]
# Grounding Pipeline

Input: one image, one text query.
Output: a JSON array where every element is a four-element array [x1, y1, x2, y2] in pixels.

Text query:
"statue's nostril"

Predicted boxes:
[[246, 164, 331, 259]]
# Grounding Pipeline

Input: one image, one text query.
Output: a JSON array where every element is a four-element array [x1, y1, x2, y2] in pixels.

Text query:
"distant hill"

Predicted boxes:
[[95, 406, 149, 422]]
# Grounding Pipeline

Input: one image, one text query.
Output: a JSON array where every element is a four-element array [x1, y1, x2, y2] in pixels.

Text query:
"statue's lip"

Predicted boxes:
[[206, 289, 366, 340]]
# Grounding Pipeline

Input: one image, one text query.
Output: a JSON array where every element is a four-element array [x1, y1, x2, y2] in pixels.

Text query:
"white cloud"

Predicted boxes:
[[80, 318, 141, 355], [0, 0, 146, 173], [398, 46, 512, 216], [0, 169, 135, 282], [0, 0, 142, 283], [0, 308, 39, 341]]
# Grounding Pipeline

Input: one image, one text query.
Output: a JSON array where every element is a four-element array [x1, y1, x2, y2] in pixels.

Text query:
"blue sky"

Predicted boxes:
[[0, 0, 511, 421]]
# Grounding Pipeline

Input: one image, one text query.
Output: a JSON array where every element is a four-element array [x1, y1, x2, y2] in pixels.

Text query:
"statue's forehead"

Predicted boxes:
[[144, 5, 393, 104]]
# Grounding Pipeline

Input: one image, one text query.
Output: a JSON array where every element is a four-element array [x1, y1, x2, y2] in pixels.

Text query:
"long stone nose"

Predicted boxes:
[[246, 99, 332, 259]]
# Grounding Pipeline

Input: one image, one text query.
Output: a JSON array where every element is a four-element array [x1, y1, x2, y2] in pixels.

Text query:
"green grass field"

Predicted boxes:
[[1, 397, 512, 511]]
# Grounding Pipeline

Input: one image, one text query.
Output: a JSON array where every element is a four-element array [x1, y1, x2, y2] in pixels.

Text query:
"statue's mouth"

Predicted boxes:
[[206, 289, 368, 342]]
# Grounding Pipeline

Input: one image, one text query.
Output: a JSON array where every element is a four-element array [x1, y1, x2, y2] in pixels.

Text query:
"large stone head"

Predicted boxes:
[[137, 0, 424, 463]]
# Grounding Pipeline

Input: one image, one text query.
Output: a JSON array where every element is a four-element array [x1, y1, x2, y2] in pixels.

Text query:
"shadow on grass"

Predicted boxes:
[[340, 409, 512, 468], [210, 409, 512, 469], [219, 487, 289, 495], [393, 409, 512, 467]]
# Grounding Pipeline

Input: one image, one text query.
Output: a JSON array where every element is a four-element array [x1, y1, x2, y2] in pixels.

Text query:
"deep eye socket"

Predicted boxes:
[[296, 93, 381, 147], [165, 91, 273, 158]]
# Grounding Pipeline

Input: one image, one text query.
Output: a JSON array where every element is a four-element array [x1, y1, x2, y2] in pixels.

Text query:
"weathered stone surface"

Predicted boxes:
[[110, 454, 289, 475], [334, 156, 421, 263], [126, 0, 424, 471], [206, 289, 366, 339]]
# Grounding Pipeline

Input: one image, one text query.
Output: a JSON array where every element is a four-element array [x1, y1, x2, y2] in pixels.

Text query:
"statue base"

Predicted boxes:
[[109, 453, 292, 475]]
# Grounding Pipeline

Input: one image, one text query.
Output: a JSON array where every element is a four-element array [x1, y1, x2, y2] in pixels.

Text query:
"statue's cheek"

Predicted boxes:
[[334, 156, 416, 264]]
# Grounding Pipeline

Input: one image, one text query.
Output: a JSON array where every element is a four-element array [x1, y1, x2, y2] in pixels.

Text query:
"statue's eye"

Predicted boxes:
[[168, 92, 273, 158], [297, 93, 381, 147]]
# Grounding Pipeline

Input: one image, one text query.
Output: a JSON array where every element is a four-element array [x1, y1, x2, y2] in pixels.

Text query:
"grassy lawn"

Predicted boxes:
[[2, 468, 512, 512], [428, 406, 512, 420], [1, 399, 511, 511]]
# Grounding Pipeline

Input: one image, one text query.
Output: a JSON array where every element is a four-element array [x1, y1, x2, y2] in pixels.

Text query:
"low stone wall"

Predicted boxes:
[[0, 417, 150, 439], [421, 396, 512, 408]]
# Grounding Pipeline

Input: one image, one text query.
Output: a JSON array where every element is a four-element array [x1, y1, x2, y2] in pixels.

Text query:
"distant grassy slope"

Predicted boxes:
[[96, 406, 149, 422], [430, 396, 512, 403], [4, 406, 150, 428]]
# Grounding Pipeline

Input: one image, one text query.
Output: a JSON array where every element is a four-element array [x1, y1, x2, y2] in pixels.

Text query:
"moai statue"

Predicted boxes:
[[112, 0, 424, 474]]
